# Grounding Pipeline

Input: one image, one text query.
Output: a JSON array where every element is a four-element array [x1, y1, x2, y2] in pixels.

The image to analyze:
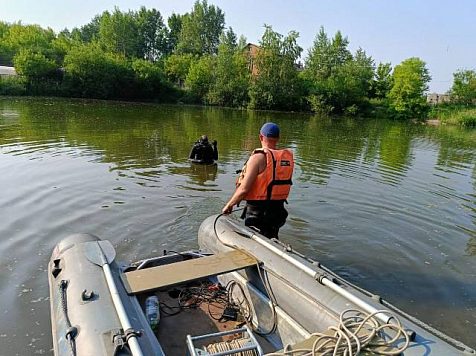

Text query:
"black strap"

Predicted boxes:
[[266, 150, 277, 200], [272, 179, 293, 185]]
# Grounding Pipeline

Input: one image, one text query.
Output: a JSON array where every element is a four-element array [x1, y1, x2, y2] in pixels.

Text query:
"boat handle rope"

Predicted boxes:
[[59, 280, 77, 356], [266, 308, 410, 356]]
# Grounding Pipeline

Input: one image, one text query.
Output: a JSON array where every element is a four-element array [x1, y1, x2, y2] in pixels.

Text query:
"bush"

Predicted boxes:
[[131, 58, 167, 99], [428, 105, 476, 127], [0, 75, 26, 95], [63, 43, 134, 99], [457, 109, 476, 126], [388, 58, 431, 119]]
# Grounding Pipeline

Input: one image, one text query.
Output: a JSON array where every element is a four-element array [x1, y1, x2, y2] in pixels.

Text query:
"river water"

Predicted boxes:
[[0, 97, 475, 354]]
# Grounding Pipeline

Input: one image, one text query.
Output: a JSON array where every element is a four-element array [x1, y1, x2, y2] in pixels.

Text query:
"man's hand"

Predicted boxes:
[[222, 203, 233, 214]]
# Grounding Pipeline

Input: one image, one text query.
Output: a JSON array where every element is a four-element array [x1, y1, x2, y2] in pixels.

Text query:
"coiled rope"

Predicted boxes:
[[206, 337, 259, 356], [266, 309, 410, 356]]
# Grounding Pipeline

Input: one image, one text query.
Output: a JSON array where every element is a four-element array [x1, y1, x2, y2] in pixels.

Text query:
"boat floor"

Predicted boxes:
[[145, 287, 276, 355]]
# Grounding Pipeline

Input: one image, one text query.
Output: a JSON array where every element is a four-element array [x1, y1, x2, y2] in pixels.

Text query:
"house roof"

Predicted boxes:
[[0, 66, 17, 76]]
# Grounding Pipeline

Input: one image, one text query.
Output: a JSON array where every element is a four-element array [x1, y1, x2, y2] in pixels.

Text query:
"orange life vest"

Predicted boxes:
[[236, 148, 294, 201]]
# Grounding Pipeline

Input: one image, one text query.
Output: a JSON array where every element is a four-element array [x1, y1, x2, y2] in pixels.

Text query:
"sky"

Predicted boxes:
[[2, 0, 475, 93]]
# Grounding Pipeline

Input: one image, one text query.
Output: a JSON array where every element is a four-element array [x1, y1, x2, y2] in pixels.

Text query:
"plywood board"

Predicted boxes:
[[122, 250, 257, 295]]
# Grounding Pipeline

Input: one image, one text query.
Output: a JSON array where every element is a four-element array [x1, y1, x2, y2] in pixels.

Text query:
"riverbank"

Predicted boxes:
[[2, 88, 476, 129], [428, 105, 476, 127]]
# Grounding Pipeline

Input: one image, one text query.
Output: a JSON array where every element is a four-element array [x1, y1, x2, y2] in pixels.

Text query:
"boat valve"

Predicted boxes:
[[81, 289, 96, 301], [65, 326, 78, 341]]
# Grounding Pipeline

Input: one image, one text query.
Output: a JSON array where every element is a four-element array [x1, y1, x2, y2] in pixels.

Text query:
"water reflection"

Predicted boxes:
[[168, 162, 219, 188], [1, 97, 476, 352]]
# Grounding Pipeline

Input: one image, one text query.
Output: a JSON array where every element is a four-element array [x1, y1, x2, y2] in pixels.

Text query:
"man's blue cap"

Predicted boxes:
[[260, 122, 280, 138]]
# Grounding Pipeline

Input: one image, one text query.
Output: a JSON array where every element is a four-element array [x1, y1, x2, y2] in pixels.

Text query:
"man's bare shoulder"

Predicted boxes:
[[248, 151, 267, 172]]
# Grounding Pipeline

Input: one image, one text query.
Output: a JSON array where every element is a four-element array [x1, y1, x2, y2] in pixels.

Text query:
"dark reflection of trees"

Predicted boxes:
[[0, 98, 304, 170], [377, 123, 418, 184], [295, 116, 418, 185], [167, 162, 218, 186], [1, 97, 476, 191]]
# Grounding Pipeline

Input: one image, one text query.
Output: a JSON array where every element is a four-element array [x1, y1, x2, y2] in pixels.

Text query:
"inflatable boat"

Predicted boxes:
[[48, 214, 475, 356]]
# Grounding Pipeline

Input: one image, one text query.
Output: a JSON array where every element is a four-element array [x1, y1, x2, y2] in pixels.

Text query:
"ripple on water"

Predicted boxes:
[[0, 99, 475, 351]]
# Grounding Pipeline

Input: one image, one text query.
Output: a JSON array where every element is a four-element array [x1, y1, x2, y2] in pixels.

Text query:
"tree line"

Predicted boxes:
[[0, 0, 475, 121]]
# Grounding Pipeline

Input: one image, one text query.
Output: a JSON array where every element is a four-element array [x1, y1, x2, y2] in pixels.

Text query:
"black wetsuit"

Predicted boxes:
[[189, 141, 218, 164], [241, 200, 288, 239]]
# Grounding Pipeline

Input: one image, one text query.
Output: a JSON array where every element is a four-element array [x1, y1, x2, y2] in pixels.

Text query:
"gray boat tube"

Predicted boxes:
[[48, 233, 162, 356], [244, 227, 394, 325], [84, 241, 144, 356], [199, 214, 475, 355]]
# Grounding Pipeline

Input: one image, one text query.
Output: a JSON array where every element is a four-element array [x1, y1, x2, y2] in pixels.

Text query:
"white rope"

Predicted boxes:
[[266, 309, 410, 356]]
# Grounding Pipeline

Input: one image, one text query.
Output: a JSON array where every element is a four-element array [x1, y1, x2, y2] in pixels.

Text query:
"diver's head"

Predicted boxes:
[[199, 135, 209, 144]]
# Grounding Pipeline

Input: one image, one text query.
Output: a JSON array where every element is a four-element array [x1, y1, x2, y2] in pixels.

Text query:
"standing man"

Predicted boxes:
[[189, 135, 218, 164], [222, 123, 294, 239]]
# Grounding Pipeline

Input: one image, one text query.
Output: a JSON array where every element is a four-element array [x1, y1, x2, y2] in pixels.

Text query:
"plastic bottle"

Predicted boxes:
[[145, 296, 160, 329]]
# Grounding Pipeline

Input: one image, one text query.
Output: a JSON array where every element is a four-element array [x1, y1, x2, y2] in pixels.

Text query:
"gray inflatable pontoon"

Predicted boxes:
[[48, 215, 475, 356]]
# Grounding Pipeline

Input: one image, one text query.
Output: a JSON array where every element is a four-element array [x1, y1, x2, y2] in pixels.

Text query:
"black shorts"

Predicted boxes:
[[241, 200, 288, 239]]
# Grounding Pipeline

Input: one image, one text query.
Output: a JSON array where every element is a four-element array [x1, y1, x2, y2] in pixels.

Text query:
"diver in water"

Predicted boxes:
[[189, 135, 218, 164]]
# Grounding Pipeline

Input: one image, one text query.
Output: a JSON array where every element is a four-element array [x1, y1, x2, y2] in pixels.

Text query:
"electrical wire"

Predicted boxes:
[[213, 211, 278, 336], [158, 282, 233, 321]]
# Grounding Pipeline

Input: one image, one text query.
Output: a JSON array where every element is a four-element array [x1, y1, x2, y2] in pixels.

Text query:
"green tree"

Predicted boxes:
[[306, 27, 351, 80], [1, 23, 57, 65], [136, 6, 168, 61], [388, 57, 431, 119], [167, 13, 184, 54], [208, 37, 250, 107], [304, 27, 373, 114], [223, 27, 237, 49], [371, 62, 393, 99], [131, 58, 167, 98], [185, 55, 213, 102], [0, 22, 13, 65], [71, 15, 101, 42], [176, 0, 225, 55], [14, 49, 60, 94], [164, 53, 197, 84], [249, 25, 304, 110], [51, 29, 75, 63], [98, 8, 140, 57], [450, 69, 476, 105], [63, 42, 134, 99]]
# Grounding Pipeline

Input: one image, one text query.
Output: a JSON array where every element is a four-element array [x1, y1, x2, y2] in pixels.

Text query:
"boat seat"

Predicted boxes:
[[121, 250, 257, 295], [278, 328, 400, 355]]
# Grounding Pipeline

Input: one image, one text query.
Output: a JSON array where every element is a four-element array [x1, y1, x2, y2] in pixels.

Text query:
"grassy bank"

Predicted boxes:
[[428, 105, 476, 127]]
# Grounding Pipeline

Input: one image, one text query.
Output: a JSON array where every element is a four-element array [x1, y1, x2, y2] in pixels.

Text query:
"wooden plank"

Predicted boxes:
[[122, 250, 257, 295]]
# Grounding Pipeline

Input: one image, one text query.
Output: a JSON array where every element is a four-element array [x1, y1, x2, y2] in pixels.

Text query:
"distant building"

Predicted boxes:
[[0, 66, 17, 77], [243, 43, 261, 75], [294, 61, 304, 72], [427, 93, 452, 105], [243, 43, 305, 75]]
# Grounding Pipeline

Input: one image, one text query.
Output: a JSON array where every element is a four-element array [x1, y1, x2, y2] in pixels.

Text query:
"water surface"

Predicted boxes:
[[0, 97, 475, 354]]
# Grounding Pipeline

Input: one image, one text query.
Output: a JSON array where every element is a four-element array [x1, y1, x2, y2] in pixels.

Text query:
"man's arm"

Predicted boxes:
[[189, 145, 197, 159], [222, 154, 262, 214]]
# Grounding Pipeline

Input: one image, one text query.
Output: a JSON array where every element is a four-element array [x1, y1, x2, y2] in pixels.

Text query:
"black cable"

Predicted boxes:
[[213, 212, 278, 336]]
